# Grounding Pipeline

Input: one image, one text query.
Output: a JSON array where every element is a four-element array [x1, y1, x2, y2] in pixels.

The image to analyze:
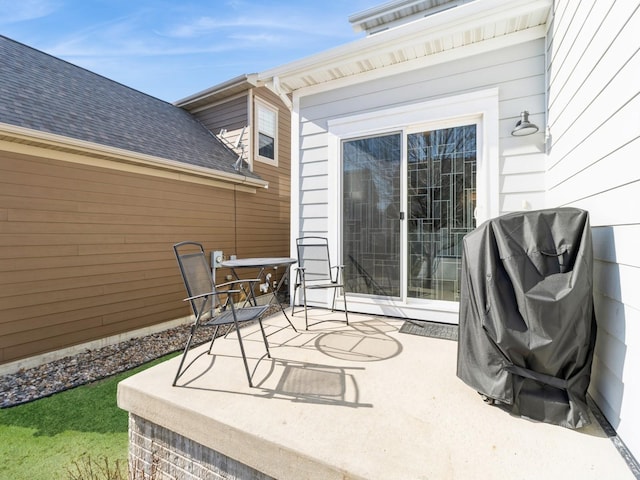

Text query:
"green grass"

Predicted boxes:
[[0, 353, 178, 480]]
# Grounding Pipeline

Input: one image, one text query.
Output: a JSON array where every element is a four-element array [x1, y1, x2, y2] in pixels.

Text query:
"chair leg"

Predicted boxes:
[[291, 272, 301, 317], [173, 323, 197, 386], [342, 287, 349, 325], [257, 320, 271, 358], [207, 325, 220, 354], [330, 286, 349, 326], [302, 289, 310, 331], [232, 322, 254, 387], [280, 308, 298, 333], [331, 287, 338, 312], [297, 274, 310, 330], [291, 284, 298, 316]]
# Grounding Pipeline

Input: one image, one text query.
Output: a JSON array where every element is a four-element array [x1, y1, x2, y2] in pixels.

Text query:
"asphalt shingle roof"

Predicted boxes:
[[0, 35, 258, 179]]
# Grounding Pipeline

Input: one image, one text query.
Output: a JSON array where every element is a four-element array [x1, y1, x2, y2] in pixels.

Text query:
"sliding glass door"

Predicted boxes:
[[342, 133, 402, 297], [342, 124, 476, 305], [407, 125, 476, 302]]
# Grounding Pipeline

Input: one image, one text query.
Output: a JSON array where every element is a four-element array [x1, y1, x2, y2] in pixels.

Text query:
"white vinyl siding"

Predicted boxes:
[[292, 39, 546, 322], [296, 39, 546, 238], [546, 0, 640, 459]]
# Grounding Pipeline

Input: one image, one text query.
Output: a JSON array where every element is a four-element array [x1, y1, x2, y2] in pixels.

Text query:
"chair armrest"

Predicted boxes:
[[330, 265, 345, 283], [215, 278, 262, 288], [184, 290, 241, 302]]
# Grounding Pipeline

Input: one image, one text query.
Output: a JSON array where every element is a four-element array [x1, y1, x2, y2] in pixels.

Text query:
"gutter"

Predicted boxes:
[[174, 73, 259, 109], [0, 122, 268, 191], [349, 0, 475, 33]]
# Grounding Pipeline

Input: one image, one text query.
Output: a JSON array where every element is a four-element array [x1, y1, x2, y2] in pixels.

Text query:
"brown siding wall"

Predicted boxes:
[[0, 145, 289, 365], [195, 87, 291, 259], [242, 87, 291, 256]]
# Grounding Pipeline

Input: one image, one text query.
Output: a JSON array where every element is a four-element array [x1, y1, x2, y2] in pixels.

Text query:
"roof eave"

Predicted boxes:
[[174, 73, 259, 110], [0, 122, 268, 191], [258, 0, 552, 93], [348, 0, 473, 34]]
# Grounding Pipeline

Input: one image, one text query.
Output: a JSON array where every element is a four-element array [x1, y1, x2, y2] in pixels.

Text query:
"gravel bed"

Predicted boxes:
[[0, 307, 281, 408]]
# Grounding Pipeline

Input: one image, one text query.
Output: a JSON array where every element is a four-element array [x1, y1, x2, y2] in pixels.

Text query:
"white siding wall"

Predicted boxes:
[[293, 39, 546, 319], [546, 0, 640, 458], [296, 39, 547, 237]]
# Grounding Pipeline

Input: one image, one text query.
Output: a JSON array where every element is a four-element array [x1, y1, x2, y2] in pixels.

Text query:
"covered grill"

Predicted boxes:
[[457, 208, 597, 428]]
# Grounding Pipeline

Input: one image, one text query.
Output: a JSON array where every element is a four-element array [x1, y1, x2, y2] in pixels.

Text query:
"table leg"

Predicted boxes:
[[268, 265, 297, 332]]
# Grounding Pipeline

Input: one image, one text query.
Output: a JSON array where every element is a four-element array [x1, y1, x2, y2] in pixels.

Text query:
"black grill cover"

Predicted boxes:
[[456, 208, 597, 428]]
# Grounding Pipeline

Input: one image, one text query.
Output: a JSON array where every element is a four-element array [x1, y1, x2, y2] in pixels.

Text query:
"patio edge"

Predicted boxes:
[[117, 371, 367, 480]]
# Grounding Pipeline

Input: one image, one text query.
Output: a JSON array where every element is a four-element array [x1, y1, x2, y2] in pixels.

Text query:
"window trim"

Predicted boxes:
[[254, 98, 278, 166]]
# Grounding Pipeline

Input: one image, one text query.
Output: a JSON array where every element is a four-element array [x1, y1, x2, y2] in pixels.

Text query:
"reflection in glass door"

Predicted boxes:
[[407, 125, 476, 301], [342, 134, 401, 297], [341, 124, 476, 304]]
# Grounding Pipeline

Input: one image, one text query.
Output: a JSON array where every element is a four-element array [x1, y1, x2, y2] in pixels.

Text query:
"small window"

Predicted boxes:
[[255, 100, 278, 165]]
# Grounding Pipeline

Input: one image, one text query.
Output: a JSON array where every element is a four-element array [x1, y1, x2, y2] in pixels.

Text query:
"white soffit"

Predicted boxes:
[[258, 0, 551, 94]]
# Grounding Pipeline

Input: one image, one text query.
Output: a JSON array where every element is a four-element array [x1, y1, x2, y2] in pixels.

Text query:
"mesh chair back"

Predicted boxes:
[[296, 237, 334, 284], [174, 243, 214, 319]]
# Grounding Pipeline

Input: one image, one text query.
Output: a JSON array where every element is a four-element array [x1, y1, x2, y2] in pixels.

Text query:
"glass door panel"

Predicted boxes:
[[407, 125, 476, 301], [343, 134, 401, 297]]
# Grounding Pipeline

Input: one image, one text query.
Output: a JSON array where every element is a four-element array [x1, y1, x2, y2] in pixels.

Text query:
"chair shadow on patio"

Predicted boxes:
[[313, 318, 403, 362], [257, 316, 401, 406], [174, 350, 373, 408], [256, 359, 372, 408], [170, 315, 403, 408]]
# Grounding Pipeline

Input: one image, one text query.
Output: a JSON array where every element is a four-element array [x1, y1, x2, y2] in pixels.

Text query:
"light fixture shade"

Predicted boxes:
[[511, 111, 539, 136]]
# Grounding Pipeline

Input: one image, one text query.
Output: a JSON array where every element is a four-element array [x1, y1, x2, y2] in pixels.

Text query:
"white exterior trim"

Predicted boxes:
[[327, 87, 500, 221], [259, 0, 551, 94], [324, 87, 499, 322], [254, 97, 279, 167], [284, 27, 545, 101], [290, 94, 302, 257]]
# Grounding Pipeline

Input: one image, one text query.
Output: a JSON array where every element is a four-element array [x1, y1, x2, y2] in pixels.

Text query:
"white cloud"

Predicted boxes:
[[0, 0, 60, 24], [164, 2, 356, 41], [166, 15, 304, 39], [3, 0, 377, 101]]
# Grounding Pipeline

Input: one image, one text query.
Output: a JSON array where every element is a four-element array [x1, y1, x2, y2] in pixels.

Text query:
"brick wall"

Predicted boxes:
[[128, 414, 274, 480]]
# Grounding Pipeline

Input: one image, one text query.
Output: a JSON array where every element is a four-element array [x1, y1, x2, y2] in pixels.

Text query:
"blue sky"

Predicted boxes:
[[1, 0, 382, 102]]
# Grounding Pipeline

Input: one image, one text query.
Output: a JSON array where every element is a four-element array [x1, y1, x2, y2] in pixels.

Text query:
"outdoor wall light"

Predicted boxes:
[[511, 111, 539, 136]]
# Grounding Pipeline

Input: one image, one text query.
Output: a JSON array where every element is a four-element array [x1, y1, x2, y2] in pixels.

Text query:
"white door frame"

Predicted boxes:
[[327, 88, 500, 323]]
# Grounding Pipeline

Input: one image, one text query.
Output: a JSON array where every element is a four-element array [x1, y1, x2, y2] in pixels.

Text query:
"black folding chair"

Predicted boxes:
[[172, 241, 270, 387], [292, 236, 349, 329]]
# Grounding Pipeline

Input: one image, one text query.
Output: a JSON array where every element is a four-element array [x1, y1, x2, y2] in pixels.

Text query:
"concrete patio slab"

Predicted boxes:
[[117, 311, 635, 479]]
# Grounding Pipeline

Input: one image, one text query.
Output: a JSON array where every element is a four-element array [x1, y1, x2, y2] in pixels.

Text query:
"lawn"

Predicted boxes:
[[0, 353, 177, 480]]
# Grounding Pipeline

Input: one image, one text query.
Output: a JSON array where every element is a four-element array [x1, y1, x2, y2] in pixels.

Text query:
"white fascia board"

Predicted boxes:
[[258, 0, 551, 89], [174, 73, 258, 108], [349, 0, 430, 26], [349, 0, 475, 34]]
